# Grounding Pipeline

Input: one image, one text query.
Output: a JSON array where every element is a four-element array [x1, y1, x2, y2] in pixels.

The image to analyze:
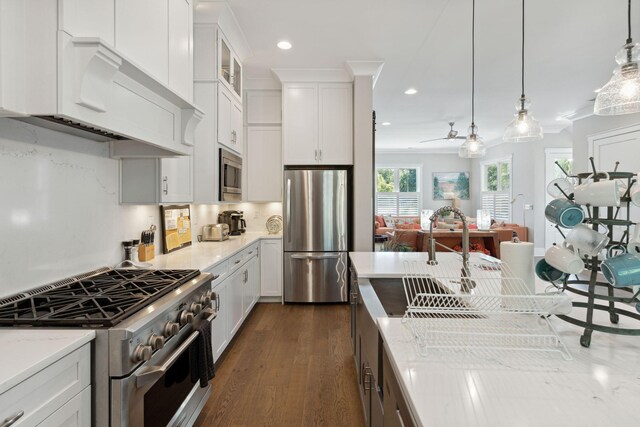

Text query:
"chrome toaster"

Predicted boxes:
[[201, 223, 230, 241]]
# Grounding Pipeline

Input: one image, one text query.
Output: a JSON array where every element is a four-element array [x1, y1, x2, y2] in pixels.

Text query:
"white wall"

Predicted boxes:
[[470, 131, 573, 250], [572, 112, 640, 172], [353, 75, 374, 251], [375, 152, 474, 214], [0, 119, 163, 297]]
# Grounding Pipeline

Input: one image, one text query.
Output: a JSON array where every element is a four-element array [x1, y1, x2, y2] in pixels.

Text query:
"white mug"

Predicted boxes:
[[573, 172, 620, 207], [566, 223, 610, 257], [628, 225, 640, 254], [630, 177, 640, 207], [545, 242, 584, 275]]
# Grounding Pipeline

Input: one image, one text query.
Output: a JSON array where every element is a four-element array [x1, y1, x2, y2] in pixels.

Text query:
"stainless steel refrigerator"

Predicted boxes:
[[283, 169, 349, 302]]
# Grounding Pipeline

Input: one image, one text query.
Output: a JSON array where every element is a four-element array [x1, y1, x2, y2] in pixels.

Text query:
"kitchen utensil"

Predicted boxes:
[[565, 223, 610, 257], [601, 253, 640, 288], [535, 259, 568, 282], [545, 242, 584, 275], [545, 199, 585, 228], [573, 172, 620, 207]]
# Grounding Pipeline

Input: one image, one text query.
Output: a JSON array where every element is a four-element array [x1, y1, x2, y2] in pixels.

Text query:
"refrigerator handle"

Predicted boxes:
[[286, 178, 292, 244], [291, 254, 341, 260]]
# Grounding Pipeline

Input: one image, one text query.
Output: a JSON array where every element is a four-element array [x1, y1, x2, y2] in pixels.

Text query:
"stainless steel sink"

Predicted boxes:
[[368, 278, 407, 317]]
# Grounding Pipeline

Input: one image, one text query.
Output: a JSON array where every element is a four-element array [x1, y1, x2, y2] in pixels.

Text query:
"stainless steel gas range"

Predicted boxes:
[[0, 267, 217, 427]]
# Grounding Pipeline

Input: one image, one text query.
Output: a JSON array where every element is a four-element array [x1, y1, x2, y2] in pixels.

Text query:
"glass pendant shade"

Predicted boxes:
[[503, 96, 543, 142], [458, 124, 486, 158], [594, 43, 640, 115]]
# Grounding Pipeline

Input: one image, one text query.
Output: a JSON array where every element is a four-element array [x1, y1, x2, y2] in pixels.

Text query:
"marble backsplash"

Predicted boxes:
[[0, 118, 282, 297]]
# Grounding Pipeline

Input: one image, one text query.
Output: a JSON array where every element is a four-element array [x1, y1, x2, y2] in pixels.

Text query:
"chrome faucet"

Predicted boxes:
[[428, 207, 472, 288]]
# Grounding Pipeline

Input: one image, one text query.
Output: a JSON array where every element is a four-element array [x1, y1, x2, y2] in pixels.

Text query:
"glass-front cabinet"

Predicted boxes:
[[218, 33, 242, 100]]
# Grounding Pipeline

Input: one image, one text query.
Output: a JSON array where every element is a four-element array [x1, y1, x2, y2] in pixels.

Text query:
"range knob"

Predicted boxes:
[[131, 344, 152, 363], [163, 321, 180, 337], [189, 303, 203, 314], [199, 291, 212, 306], [179, 310, 194, 326], [148, 334, 165, 350]]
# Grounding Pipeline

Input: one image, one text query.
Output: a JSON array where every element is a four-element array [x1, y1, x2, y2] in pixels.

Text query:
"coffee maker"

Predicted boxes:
[[218, 210, 246, 236]]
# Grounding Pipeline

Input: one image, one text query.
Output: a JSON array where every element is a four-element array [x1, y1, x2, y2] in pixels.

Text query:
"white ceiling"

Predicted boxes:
[[225, 0, 639, 151]]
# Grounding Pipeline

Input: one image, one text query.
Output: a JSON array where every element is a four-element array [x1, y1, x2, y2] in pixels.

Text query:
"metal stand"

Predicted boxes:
[[554, 158, 640, 347]]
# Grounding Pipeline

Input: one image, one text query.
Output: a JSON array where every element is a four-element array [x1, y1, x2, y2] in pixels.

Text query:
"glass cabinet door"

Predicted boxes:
[[220, 38, 231, 85], [232, 58, 242, 96]]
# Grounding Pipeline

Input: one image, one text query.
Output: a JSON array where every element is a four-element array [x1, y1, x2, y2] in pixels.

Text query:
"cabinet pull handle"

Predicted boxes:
[[395, 409, 406, 427], [1, 411, 25, 427], [363, 367, 372, 391], [248, 251, 253, 255], [314, 149, 318, 160], [163, 176, 168, 195], [234, 259, 241, 265], [319, 149, 322, 160]]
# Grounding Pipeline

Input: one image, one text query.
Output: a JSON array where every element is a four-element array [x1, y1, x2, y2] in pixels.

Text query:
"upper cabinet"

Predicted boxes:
[[219, 34, 242, 101], [0, 0, 200, 157], [282, 83, 352, 165], [217, 86, 243, 155]]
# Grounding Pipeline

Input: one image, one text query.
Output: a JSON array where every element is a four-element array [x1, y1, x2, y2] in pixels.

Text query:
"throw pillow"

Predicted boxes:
[[375, 215, 386, 227], [382, 215, 395, 228]]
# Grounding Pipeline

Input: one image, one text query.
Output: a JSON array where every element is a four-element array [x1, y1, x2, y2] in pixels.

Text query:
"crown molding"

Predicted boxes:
[[345, 61, 385, 87], [244, 77, 282, 90], [271, 68, 352, 83]]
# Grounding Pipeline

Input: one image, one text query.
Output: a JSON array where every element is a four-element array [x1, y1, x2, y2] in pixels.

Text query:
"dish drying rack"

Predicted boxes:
[[402, 258, 572, 360]]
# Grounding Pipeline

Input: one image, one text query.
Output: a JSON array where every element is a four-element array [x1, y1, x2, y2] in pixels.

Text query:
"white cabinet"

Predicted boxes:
[[120, 156, 193, 204], [115, 0, 193, 101], [283, 83, 318, 164], [260, 239, 283, 297], [115, 0, 169, 85], [246, 91, 282, 125], [168, 0, 194, 101], [283, 82, 352, 165], [218, 34, 242, 100], [193, 82, 218, 204], [211, 276, 229, 361], [247, 127, 282, 202], [0, 344, 91, 427], [228, 265, 245, 337], [218, 86, 243, 155]]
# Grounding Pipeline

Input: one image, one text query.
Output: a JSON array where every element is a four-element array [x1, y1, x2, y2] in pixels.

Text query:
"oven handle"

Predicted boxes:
[[135, 310, 215, 389]]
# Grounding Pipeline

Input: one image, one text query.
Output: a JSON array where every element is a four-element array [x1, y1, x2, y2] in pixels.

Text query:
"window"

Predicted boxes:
[[376, 167, 421, 215], [481, 158, 512, 222]]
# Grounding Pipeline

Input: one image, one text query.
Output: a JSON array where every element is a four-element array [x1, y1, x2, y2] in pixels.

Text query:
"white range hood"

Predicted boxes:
[[0, 0, 203, 158]]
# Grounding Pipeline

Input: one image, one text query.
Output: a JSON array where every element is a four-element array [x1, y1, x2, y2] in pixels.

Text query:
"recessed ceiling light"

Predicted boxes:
[[277, 41, 292, 50], [404, 88, 417, 95], [381, 122, 391, 126]]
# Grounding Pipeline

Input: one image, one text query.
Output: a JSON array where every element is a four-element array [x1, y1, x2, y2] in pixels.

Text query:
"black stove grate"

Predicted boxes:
[[0, 269, 201, 327]]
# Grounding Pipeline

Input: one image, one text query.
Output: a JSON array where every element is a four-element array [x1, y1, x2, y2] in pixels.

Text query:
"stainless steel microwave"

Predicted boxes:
[[219, 148, 242, 201]]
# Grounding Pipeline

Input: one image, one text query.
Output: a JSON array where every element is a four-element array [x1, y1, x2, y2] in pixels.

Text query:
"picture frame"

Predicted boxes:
[[433, 172, 470, 200], [160, 204, 192, 254]]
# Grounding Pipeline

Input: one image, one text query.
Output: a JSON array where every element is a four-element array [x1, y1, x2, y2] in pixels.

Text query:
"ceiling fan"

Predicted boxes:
[[419, 122, 467, 143]]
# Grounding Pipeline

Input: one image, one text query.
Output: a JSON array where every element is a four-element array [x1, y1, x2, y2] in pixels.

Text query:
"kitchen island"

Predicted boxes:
[[349, 251, 640, 427]]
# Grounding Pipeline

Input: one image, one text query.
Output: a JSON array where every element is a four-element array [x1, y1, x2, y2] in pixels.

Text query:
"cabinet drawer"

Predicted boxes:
[[229, 243, 259, 270], [206, 260, 229, 284], [0, 344, 91, 427], [37, 386, 91, 427]]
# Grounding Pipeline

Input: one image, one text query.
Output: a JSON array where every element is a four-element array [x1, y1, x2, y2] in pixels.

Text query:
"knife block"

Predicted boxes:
[[138, 244, 155, 262]]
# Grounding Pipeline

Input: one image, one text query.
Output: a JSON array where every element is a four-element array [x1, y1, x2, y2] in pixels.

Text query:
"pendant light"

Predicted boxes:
[[459, 0, 487, 158], [503, 0, 543, 142], [594, 0, 640, 115]]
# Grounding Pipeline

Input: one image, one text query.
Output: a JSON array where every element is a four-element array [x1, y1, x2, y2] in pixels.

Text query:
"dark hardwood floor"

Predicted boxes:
[[194, 303, 365, 427]]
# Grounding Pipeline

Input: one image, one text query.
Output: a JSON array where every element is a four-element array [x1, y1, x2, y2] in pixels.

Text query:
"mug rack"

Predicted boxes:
[[549, 157, 640, 347]]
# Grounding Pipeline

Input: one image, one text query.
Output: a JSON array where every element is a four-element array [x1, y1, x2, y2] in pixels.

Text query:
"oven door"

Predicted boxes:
[[111, 324, 213, 426]]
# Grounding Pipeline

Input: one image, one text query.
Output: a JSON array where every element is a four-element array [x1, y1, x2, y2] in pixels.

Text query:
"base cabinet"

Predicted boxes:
[[260, 240, 282, 297], [211, 277, 230, 361], [38, 386, 91, 427], [382, 348, 416, 427]]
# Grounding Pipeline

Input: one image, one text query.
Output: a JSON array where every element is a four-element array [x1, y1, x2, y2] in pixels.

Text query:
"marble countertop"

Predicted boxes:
[[149, 231, 281, 271], [0, 330, 95, 395], [352, 252, 640, 426], [379, 316, 640, 427]]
